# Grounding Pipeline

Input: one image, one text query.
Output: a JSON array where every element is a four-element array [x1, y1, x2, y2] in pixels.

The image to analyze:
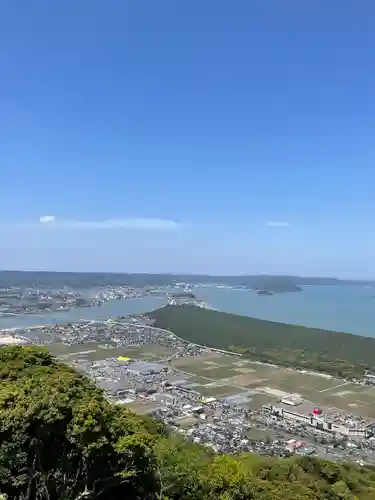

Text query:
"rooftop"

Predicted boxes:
[[275, 400, 374, 427], [127, 361, 167, 374], [222, 393, 251, 405]]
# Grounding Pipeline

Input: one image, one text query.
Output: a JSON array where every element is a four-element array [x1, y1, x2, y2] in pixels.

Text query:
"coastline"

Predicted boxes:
[[1, 284, 375, 338]]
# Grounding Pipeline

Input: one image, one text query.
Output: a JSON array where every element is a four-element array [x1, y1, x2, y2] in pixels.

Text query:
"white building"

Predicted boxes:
[[263, 400, 374, 440]]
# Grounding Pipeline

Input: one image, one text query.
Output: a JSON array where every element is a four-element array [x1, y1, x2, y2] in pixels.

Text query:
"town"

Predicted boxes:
[[0, 285, 151, 316], [0, 284, 208, 317], [3, 314, 375, 467]]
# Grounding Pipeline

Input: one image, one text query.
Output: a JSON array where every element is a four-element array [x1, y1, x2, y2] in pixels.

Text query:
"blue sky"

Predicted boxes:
[[0, 1, 374, 277]]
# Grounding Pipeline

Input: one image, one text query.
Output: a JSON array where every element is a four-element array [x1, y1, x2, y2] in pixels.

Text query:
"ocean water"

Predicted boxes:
[[194, 285, 375, 337], [0, 285, 374, 337]]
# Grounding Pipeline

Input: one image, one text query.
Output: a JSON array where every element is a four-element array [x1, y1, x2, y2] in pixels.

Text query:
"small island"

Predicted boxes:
[[255, 289, 274, 296], [251, 283, 303, 294], [234, 276, 304, 294]]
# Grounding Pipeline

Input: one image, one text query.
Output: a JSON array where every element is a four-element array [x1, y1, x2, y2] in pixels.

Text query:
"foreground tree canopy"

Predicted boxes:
[[1, 346, 375, 499]]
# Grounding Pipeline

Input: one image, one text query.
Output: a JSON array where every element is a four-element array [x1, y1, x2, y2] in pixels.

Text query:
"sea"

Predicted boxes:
[[0, 285, 374, 337]]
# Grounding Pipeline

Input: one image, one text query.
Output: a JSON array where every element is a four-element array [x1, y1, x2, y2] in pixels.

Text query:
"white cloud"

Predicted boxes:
[[266, 220, 290, 228], [0, 216, 181, 231], [37, 216, 180, 230], [52, 217, 180, 230], [39, 215, 56, 224]]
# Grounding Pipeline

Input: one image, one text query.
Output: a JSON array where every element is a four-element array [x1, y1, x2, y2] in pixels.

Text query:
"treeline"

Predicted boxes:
[[1, 346, 375, 498], [1, 270, 371, 289], [151, 305, 375, 379]]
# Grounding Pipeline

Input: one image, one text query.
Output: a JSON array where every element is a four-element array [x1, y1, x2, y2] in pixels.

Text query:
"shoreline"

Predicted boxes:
[[0, 286, 374, 339], [0, 302, 369, 340]]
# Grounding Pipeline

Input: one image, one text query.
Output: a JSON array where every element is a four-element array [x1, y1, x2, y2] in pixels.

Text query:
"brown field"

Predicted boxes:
[[185, 374, 216, 385], [122, 400, 160, 414], [245, 393, 280, 410], [138, 344, 177, 356], [53, 346, 375, 419], [225, 374, 269, 387], [201, 366, 240, 378], [49, 342, 178, 362], [169, 353, 375, 419], [264, 371, 343, 393], [308, 384, 375, 418], [171, 352, 227, 367], [233, 367, 256, 374], [196, 384, 243, 397]]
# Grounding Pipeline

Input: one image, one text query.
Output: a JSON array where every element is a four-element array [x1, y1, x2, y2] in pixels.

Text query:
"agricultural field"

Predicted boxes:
[[310, 384, 375, 418], [252, 369, 344, 396], [48, 342, 101, 357], [171, 352, 375, 418], [122, 400, 160, 415], [170, 352, 233, 369], [171, 354, 275, 384], [244, 393, 279, 410], [49, 343, 375, 419], [185, 374, 217, 386], [195, 384, 244, 398], [48, 342, 178, 362]]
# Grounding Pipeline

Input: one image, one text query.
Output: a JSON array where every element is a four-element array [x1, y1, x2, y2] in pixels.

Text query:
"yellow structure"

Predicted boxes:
[[117, 356, 130, 362]]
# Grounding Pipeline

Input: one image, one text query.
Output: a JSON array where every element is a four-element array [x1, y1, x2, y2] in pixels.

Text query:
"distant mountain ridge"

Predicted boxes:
[[0, 270, 373, 289]]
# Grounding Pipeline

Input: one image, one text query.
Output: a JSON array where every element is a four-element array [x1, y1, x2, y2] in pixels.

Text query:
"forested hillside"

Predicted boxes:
[[0, 270, 371, 289], [151, 305, 375, 379], [1, 346, 375, 499]]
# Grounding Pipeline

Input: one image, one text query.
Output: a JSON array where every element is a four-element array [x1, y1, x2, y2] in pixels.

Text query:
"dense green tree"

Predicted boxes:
[[151, 305, 375, 379], [1, 346, 375, 499], [0, 346, 161, 499]]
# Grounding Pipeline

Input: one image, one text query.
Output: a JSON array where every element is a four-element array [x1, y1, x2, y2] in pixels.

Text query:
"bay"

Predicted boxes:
[[195, 285, 375, 337], [0, 285, 374, 338]]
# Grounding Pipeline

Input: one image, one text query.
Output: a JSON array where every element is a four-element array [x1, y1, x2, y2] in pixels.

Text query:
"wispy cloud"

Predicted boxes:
[[39, 215, 56, 224], [1, 216, 181, 231], [266, 220, 290, 228]]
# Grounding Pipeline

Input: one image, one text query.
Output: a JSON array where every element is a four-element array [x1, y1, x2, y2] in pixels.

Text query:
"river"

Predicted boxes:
[[0, 296, 167, 329], [0, 285, 374, 337]]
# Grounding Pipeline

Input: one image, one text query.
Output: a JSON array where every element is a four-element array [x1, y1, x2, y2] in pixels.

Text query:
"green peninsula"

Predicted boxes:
[[150, 305, 375, 379]]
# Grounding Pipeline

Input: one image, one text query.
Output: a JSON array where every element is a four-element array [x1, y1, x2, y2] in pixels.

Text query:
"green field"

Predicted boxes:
[[48, 342, 177, 362], [48, 342, 102, 356]]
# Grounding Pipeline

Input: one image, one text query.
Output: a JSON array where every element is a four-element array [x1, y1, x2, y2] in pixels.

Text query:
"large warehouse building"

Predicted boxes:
[[127, 361, 168, 376]]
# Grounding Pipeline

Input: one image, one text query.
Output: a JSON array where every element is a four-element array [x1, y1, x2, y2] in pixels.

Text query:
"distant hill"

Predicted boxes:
[[0, 270, 373, 289]]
